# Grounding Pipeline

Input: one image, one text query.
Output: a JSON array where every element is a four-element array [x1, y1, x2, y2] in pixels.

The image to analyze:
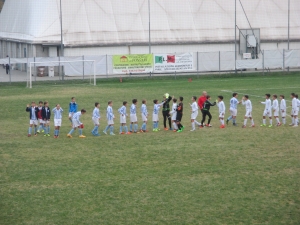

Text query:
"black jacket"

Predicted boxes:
[[42, 107, 51, 120], [203, 100, 216, 111], [162, 96, 172, 111], [26, 107, 39, 119]]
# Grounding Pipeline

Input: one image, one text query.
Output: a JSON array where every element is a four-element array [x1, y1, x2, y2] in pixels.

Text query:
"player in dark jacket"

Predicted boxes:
[[162, 94, 173, 130], [42, 101, 51, 136], [176, 96, 184, 132], [200, 95, 216, 127]]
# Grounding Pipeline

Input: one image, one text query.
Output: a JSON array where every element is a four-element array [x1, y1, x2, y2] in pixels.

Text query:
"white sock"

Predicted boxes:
[[192, 122, 195, 130], [194, 120, 201, 126], [244, 119, 247, 126], [292, 118, 295, 124], [173, 122, 178, 130], [276, 118, 280, 123], [263, 119, 266, 124], [220, 119, 224, 125], [269, 119, 272, 125], [251, 119, 254, 125], [282, 118, 286, 124]]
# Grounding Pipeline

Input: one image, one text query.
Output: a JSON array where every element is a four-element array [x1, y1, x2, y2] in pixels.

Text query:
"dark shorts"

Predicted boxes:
[[176, 114, 182, 122]]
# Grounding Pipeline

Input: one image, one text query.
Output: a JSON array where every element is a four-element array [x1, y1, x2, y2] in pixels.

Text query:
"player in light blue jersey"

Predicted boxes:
[[140, 99, 148, 132], [68, 97, 78, 124], [130, 99, 139, 133], [91, 102, 101, 136], [103, 101, 115, 135], [52, 104, 63, 138], [226, 93, 240, 126], [67, 109, 86, 138], [152, 99, 165, 131], [118, 101, 131, 135]]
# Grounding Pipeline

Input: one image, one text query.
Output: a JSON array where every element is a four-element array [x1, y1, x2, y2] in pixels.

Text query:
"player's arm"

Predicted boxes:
[[26, 105, 30, 112]]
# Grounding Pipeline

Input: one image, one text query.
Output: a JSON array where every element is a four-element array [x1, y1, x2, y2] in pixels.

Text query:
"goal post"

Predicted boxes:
[[27, 60, 96, 88]]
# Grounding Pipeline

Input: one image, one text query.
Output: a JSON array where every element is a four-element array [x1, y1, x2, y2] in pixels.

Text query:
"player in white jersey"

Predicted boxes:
[[103, 101, 115, 135], [260, 94, 272, 127], [290, 93, 298, 127], [152, 99, 165, 131], [118, 101, 130, 135], [226, 93, 240, 126], [140, 100, 148, 132], [271, 95, 280, 126], [279, 95, 286, 125], [130, 99, 139, 133], [216, 96, 225, 128], [189, 96, 201, 131], [295, 94, 300, 126], [91, 102, 100, 136], [67, 109, 86, 138], [241, 95, 255, 128], [52, 104, 63, 138], [169, 98, 178, 131]]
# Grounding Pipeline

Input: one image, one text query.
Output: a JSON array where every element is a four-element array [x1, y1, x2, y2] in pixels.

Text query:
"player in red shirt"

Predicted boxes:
[[198, 91, 207, 126]]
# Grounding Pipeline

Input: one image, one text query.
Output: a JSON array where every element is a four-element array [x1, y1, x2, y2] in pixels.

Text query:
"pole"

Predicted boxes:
[[235, 0, 237, 74], [60, 0, 64, 81], [29, 62, 32, 88], [9, 56, 11, 84], [106, 54, 108, 78], [148, 0, 151, 53], [287, 0, 290, 72], [34, 57, 36, 82], [262, 50, 264, 75], [94, 60, 96, 86], [219, 51, 221, 74], [197, 52, 199, 78], [82, 55, 85, 80]]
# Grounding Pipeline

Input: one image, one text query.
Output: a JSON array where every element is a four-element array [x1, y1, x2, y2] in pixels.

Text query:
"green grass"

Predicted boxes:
[[0, 72, 300, 224]]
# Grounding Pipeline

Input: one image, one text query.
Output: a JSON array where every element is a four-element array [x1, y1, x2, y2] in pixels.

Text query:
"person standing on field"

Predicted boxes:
[[198, 91, 207, 126]]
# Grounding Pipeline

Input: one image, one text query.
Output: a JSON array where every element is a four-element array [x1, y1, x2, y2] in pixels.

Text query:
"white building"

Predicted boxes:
[[0, 0, 299, 59]]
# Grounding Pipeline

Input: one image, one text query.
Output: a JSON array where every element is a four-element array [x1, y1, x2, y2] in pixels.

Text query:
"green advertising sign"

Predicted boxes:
[[113, 54, 153, 74]]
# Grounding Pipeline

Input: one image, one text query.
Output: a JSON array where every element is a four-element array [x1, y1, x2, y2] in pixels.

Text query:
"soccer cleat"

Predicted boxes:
[[79, 135, 86, 138], [47, 134, 50, 136], [103, 130, 107, 135], [260, 124, 266, 127], [134, 131, 140, 134], [190, 129, 195, 132], [34, 133, 37, 136], [268, 125, 273, 128], [41, 130, 44, 133], [164, 128, 168, 131], [44, 134, 47, 137], [207, 124, 212, 127], [140, 130, 144, 133], [110, 132, 115, 135], [242, 125, 246, 128], [220, 125, 225, 129], [177, 129, 182, 133], [250, 124, 255, 127], [67, 134, 72, 138], [226, 119, 229, 125], [277, 123, 282, 126], [173, 129, 177, 132], [37, 130, 40, 134], [292, 125, 298, 127], [125, 132, 131, 135], [94, 133, 100, 136], [199, 125, 204, 128], [27, 134, 31, 137], [289, 123, 294, 126], [181, 126, 185, 130], [54, 135, 57, 138], [153, 129, 158, 132], [233, 123, 237, 126]]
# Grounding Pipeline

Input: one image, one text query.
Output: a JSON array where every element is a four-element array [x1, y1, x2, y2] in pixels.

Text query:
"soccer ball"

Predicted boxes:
[[164, 93, 169, 98]]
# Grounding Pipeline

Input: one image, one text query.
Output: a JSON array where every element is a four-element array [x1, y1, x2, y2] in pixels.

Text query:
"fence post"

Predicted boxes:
[[262, 50, 264, 76], [197, 52, 199, 78], [106, 54, 108, 78], [82, 55, 85, 80], [34, 57, 36, 82], [219, 51, 221, 74], [9, 56, 11, 84], [283, 49, 285, 71]]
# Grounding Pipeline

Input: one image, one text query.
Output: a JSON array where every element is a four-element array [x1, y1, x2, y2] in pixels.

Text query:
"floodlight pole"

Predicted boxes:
[[235, 0, 237, 74], [60, 0, 64, 80], [148, 0, 151, 54], [288, 0, 290, 50]]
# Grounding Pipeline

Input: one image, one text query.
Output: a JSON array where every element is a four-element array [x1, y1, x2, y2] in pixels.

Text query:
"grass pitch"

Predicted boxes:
[[0, 72, 300, 224]]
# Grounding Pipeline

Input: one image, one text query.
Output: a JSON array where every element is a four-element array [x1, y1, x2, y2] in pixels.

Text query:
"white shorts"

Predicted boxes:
[[120, 115, 126, 124], [152, 114, 158, 122], [273, 110, 279, 117], [219, 112, 225, 118], [30, 119, 38, 125], [230, 108, 237, 117], [38, 119, 44, 124], [280, 110, 286, 117], [191, 111, 198, 120], [171, 113, 177, 121], [92, 117, 100, 125], [72, 119, 80, 128], [245, 110, 252, 118], [130, 114, 137, 123], [141, 114, 148, 122], [68, 112, 73, 118], [293, 109, 299, 116], [107, 120, 114, 125], [263, 110, 272, 117], [44, 120, 50, 125], [54, 119, 62, 127]]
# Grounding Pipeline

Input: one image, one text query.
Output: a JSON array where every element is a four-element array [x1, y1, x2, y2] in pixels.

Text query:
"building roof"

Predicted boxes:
[[0, 0, 299, 46]]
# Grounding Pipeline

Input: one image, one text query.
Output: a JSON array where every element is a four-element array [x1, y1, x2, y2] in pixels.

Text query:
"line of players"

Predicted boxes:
[[26, 92, 300, 138]]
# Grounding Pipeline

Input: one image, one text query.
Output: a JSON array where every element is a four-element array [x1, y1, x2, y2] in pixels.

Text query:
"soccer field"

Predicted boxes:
[[0, 72, 300, 225]]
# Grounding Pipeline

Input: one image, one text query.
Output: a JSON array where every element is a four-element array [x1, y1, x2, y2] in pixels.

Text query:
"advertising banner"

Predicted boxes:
[[113, 54, 153, 74], [154, 53, 194, 72]]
